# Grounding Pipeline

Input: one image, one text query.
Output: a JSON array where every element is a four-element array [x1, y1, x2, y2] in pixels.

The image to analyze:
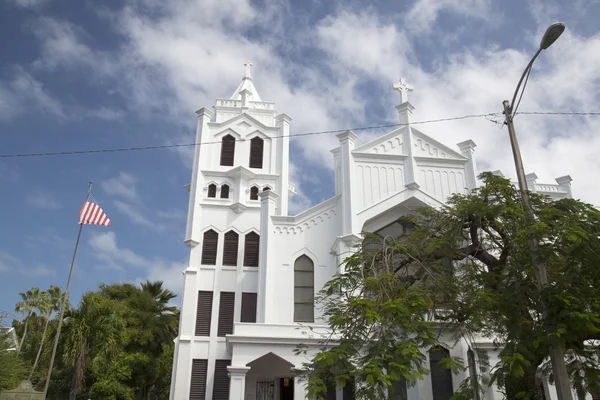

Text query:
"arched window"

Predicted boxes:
[[220, 135, 235, 166], [220, 184, 230, 199], [429, 346, 453, 400], [294, 255, 314, 323], [207, 184, 217, 198], [262, 186, 271, 192], [250, 186, 259, 200], [243, 232, 260, 267], [222, 231, 239, 266], [389, 378, 407, 400], [201, 230, 218, 265], [249, 137, 264, 169]]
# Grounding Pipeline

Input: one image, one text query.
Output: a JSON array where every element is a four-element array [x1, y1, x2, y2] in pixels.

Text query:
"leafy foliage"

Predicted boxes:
[[0, 331, 27, 391], [296, 172, 600, 399]]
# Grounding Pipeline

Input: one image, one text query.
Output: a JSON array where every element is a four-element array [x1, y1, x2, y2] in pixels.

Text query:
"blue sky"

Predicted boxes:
[[1, 0, 600, 324]]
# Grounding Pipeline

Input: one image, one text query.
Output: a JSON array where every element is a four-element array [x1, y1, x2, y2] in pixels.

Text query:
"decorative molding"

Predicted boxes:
[[184, 239, 199, 248], [273, 208, 337, 235]]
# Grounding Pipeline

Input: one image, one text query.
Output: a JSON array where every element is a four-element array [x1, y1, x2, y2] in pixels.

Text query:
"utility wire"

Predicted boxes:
[[1, 111, 598, 159]]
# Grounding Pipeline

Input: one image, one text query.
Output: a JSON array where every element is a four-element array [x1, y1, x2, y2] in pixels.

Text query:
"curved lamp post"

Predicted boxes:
[[502, 22, 572, 400]]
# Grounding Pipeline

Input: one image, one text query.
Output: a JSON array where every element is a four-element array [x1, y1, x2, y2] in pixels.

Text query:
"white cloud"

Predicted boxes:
[[26, 191, 62, 210], [403, 0, 495, 35], [87, 231, 185, 294], [5, 0, 49, 9], [0, 250, 55, 276], [101, 172, 139, 201]]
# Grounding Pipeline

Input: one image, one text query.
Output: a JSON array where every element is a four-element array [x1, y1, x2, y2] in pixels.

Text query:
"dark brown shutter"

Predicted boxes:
[[201, 230, 218, 265], [213, 359, 231, 400], [249, 137, 264, 168], [220, 135, 235, 166], [430, 346, 454, 400], [343, 377, 355, 400], [326, 381, 337, 400], [189, 359, 208, 400], [220, 184, 230, 199], [207, 184, 217, 198], [222, 231, 239, 266], [195, 291, 213, 336], [243, 232, 260, 267], [250, 186, 259, 200], [241, 292, 257, 323], [217, 292, 235, 337]]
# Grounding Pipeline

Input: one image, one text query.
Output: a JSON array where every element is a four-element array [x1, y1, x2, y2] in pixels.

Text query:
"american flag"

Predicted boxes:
[[79, 194, 111, 227]]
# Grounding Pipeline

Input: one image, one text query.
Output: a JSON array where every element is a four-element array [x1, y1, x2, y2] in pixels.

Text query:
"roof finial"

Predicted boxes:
[[393, 78, 414, 104], [244, 61, 253, 79]]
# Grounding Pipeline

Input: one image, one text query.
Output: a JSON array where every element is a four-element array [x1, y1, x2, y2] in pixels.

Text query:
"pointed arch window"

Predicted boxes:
[[207, 184, 217, 198], [294, 255, 314, 323], [243, 232, 260, 267], [429, 346, 454, 400], [220, 184, 230, 199], [249, 137, 264, 169], [220, 135, 235, 166], [250, 186, 259, 200], [262, 186, 271, 192], [201, 230, 218, 265], [222, 231, 239, 266]]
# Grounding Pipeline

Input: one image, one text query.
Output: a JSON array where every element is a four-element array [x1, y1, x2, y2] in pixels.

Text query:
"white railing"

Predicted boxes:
[[536, 184, 563, 192], [288, 182, 297, 194], [250, 101, 275, 110], [216, 99, 242, 108]]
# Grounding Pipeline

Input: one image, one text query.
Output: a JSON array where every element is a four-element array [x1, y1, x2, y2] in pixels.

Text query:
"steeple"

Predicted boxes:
[[230, 61, 262, 105], [393, 78, 419, 189], [393, 78, 414, 125]]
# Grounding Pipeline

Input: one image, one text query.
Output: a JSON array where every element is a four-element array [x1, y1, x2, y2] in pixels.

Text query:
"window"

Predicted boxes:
[[213, 360, 231, 400], [195, 291, 213, 336], [201, 230, 218, 265], [243, 232, 260, 267], [249, 137, 264, 168], [222, 231, 239, 266], [250, 186, 259, 200], [220, 135, 235, 166], [343, 377, 355, 400], [389, 378, 408, 400], [207, 184, 217, 198], [262, 186, 271, 191], [190, 359, 208, 400], [294, 255, 314, 323], [217, 292, 235, 337], [429, 346, 454, 400], [220, 184, 230, 199], [241, 292, 257, 323]]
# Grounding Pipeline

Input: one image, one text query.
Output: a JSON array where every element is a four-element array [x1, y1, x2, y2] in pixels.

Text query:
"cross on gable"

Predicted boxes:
[[393, 78, 414, 103], [244, 61, 253, 78]]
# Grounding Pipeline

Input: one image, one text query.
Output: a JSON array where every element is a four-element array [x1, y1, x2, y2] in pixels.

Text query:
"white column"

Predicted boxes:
[[556, 175, 573, 198], [457, 139, 478, 191], [257, 190, 279, 323], [228, 366, 250, 400], [525, 172, 538, 193], [294, 377, 307, 400], [276, 113, 292, 216], [336, 131, 357, 237]]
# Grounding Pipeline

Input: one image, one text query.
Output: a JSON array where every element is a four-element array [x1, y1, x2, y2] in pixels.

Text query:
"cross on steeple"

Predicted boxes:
[[393, 78, 414, 104], [244, 61, 253, 78]]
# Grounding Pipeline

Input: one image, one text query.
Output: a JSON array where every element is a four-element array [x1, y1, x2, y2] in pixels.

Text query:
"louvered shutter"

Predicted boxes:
[[250, 186, 259, 200], [213, 359, 231, 400], [201, 230, 218, 265], [249, 137, 264, 168], [430, 346, 454, 400], [207, 184, 217, 198], [195, 291, 213, 336], [222, 231, 239, 266], [243, 232, 260, 267], [220, 185, 230, 199], [241, 292, 257, 323], [343, 377, 355, 400], [326, 381, 337, 400], [189, 359, 208, 400], [220, 135, 235, 166], [217, 292, 235, 336]]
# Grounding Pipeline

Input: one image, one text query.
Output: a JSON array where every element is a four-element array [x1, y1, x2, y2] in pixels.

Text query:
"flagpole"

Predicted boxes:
[[43, 181, 92, 398]]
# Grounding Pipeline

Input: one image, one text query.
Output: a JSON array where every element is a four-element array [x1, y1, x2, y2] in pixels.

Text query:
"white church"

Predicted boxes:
[[169, 63, 576, 400]]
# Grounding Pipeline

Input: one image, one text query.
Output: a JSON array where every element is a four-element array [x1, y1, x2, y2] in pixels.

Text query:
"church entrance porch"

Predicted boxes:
[[245, 353, 296, 400]]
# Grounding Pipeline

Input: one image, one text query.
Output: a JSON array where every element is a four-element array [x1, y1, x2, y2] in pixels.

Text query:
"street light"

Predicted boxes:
[[501, 22, 572, 400]]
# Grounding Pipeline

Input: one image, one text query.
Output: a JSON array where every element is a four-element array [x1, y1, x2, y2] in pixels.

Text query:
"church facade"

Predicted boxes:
[[169, 64, 575, 400]]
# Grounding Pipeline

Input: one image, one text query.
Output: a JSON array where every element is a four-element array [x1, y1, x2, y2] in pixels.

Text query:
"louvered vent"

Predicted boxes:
[[212, 359, 231, 400], [195, 291, 213, 336], [189, 359, 208, 400], [222, 231, 239, 266], [217, 292, 235, 337], [241, 292, 257, 323], [243, 232, 260, 267], [220, 135, 235, 166], [249, 137, 264, 169], [201, 230, 218, 265]]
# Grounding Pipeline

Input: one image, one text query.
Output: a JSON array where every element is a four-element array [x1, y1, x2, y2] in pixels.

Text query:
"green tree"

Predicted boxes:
[[14, 287, 43, 352], [29, 286, 63, 381], [296, 172, 600, 399], [0, 330, 27, 391]]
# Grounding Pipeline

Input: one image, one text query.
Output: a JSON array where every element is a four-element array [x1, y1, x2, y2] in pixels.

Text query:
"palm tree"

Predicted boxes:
[[14, 287, 43, 353], [29, 286, 63, 381]]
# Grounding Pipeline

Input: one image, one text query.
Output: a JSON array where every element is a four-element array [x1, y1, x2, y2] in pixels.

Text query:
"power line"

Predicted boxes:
[[1, 111, 598, 159]]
